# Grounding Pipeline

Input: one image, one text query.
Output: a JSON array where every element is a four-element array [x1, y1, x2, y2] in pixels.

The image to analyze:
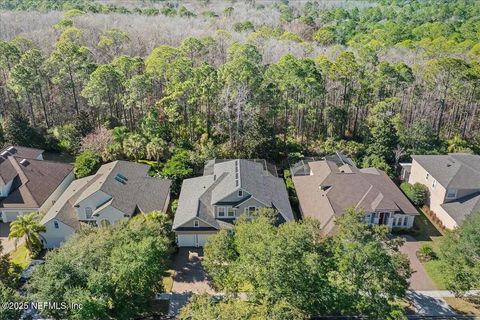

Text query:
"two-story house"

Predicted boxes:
[[173, 159, 294, 247], [405, 153, 480, 229], [291, 152, 419, 235], [40, 160, 171, 248], [0, 146, 74, 223]]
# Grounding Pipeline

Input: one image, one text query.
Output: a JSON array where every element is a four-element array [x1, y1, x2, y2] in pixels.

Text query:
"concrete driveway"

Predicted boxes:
[[0, 222, 18, 254], [171, 248, 214, 293], [399, 235, 437, 290]]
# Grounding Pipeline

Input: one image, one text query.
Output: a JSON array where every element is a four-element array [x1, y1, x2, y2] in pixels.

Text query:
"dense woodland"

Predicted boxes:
[[0, 0, 479, 180]]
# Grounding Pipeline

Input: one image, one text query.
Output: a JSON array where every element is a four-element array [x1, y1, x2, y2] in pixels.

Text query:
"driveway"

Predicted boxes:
[[399, 235, 437, 290], [407, 291, 457, 316], [171, 248, 214, 293], [0, 222, 18, 254]]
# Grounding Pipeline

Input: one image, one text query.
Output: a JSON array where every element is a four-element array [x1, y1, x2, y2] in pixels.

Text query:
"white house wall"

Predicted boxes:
[[41, 219, 75, 249], [94, 205, 125, 225], [0, 179, 13, 198], [0, 209, 37, 223], [75, 190, 111, 220]]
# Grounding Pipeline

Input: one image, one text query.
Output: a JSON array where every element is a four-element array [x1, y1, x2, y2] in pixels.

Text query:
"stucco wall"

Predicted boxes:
[[409, 159, 457, 229], [41, 219, 75, 249], [93, 205, 125, 226], [75, 190, 111, 220]]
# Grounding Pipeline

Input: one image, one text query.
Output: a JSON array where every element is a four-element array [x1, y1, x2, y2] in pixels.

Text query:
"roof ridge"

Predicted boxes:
[[355, 185, 373, 209]]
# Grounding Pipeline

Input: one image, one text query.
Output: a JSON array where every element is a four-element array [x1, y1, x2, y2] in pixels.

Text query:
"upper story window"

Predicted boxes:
[[54, 220, 59, 229], [194, 220, 199, 228], [245, 206, 256, 216], [432, 179, 437, 189], [85, 207, 93, 219], [238, 190, 243, 197], [227, 207, 235, 217], [217, 207, 225, 217], [425, 173, 429, 180], [446, 189, 457, 199]]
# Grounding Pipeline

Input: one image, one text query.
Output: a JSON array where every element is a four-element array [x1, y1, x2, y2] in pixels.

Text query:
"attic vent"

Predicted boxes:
[[447, 163, 452, 167], [320, 185, 331, 191], [213, 174, 216, 181], [19, 159, 30, 166]]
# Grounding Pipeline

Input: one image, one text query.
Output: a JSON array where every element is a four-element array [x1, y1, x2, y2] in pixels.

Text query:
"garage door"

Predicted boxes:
[[197, 234, 213, 247], [177, 234, 196, 247]]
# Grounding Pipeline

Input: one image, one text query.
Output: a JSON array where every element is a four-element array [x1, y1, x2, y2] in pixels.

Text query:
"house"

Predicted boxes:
[[0, 146, 74, 223], [173, 159, 294, 247], [405, 153, 480, 229], [40, 161, 171, 248], [291, 152, 418, 235]]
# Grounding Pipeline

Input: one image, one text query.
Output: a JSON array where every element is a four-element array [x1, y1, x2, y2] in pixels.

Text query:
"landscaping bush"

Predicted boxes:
[[401, 182, 428, 206], [419, 244, 437, 261]]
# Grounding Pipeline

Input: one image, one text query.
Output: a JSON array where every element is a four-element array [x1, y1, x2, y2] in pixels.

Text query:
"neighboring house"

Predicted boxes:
[[291, 152, 418, 235], [41, 161, 171, 248], [0, 146, 74, 223], [173, 159, 294, 247], [406, 153, 480, 229]]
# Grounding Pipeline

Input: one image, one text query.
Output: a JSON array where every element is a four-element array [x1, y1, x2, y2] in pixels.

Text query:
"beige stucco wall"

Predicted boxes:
[[408, 159, 458, 229], [94, 205, 125, 226], [41, 219, 75, 249]]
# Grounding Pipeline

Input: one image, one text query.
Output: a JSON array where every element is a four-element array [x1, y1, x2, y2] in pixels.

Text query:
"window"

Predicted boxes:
[[425, 173, 429, 180], [227, 207, 235, 217], [446, 189, 457, 199], [54, 220, 59, 229], [370, 212, 376, 224], [432, 179, 436, 189], [218, 207, 225, 217], [194, 220, 199, 228], [85, 207, 93, 219], [238, 190, 243, 197], [248, 206, 256, 215], [403, 216, 408, 226]]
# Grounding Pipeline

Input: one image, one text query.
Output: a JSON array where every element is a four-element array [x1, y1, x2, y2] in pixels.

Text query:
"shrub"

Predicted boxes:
[[401, 182, 428, 206], [419, 244, 437, 261], [74, 150, 101, 178]]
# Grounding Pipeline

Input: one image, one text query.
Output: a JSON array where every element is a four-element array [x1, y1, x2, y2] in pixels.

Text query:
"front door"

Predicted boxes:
[[378, 212, 385, 225]]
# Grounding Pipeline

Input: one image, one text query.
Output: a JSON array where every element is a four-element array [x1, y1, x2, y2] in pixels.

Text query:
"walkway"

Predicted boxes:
[[400, 235, 437, 290]]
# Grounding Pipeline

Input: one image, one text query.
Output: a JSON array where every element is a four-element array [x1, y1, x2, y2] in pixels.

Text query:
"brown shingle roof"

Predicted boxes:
[[292, 158, 418, 234], [0, 146, 73, 209]]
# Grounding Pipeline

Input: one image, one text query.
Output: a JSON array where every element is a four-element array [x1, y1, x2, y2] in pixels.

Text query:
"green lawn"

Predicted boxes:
[[9, 243, 30, 269], [423, 258, 447, 290]]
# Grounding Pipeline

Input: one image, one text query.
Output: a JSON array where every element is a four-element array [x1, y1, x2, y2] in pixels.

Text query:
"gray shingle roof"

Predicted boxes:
[[173, 159, 294, 230], [42, 161, 171, 228], [440, 192, 480, 225], [412, 153, 480, 189]]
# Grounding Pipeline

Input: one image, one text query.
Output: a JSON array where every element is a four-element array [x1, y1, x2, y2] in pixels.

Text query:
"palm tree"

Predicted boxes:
[[123, 133, 146, 160], [146, 137, 166, 163], [8, 212, 46, 255]]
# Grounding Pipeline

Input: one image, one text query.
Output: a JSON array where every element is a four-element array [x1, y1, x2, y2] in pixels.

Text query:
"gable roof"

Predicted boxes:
[[173, 159, 294, 230], [292, 155, 418, 234], [42, 160, 171, 228], [0, 146, 73, 209], [412, 153, 480, 189]]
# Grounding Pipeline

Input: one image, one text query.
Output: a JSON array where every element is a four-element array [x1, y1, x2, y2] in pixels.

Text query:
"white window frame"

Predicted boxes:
[[446, 189, 457, 199], [238, 190, 243, 197], [227, 207, 235, 217], [194, 220, 199, 228], [217, 207, 226, 217]]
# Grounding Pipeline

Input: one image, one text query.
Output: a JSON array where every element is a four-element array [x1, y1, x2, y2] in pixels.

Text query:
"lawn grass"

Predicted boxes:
[[444, 297, 480, 316], [9, 243, 30, 269], [422, 258, 447, 290], [162, 269, 175, 292]]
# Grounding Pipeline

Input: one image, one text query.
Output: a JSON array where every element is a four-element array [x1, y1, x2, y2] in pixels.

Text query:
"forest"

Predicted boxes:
[[0, 0, 479, 179]]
